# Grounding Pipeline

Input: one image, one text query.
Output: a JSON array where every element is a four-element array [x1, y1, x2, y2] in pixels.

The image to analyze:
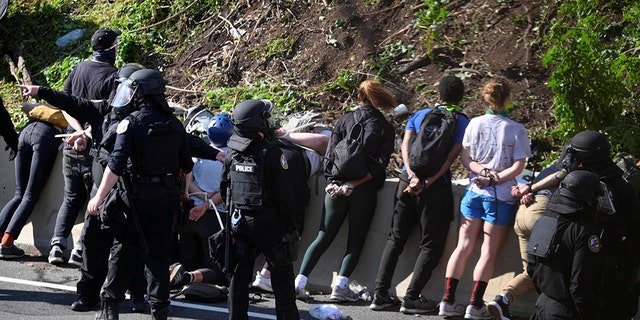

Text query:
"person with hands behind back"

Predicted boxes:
[[295, 80, 396, 302], [438, 77, 531, 319], [370, 75, 469, 314]]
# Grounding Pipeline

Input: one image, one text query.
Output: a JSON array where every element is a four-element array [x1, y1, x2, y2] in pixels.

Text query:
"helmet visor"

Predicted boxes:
[[111, 79, 138, 108]]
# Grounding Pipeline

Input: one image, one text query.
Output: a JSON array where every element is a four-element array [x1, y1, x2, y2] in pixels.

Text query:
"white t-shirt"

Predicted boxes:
[[463, 114, 531, 201]]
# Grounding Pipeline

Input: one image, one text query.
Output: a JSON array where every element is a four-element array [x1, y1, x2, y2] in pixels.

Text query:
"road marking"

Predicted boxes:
[[0, 276, 276, 319]]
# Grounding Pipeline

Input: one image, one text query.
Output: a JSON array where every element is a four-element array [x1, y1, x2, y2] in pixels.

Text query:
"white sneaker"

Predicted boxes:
[[251, 272, 273, 292], [329, 285, 359, 302], [465, 304, 492, 319], [439, 301, 465, 317]]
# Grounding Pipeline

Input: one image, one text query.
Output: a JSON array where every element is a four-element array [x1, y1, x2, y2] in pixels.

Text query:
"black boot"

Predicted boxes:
[[150, 304, 168, 320], [95, 298, 119, 320]]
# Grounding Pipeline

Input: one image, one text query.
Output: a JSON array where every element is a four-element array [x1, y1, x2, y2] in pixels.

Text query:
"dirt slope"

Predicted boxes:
[[165, 0, 555, 146]]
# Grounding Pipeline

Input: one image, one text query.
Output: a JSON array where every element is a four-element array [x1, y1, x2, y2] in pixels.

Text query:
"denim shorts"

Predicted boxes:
[[460, 190, 517, 226]]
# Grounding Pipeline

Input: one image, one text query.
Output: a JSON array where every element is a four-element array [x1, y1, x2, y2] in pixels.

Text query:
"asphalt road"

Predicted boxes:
[[0, 254, 454, 320]]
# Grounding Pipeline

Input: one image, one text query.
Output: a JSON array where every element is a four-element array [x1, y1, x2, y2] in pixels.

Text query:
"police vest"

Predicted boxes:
[[228, 143, 273, 211]]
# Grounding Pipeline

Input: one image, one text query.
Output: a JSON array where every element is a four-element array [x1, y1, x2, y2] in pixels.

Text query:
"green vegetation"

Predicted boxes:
[[543, 0, 640, 156], [1, 0, 640, 160]]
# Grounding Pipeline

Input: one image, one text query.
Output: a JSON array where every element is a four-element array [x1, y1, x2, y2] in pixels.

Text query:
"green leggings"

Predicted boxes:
[[299, 181, 377, 277]]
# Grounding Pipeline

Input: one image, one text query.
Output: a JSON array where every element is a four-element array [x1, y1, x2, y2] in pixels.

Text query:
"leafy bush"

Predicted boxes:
[[543, 0, 640, 155]]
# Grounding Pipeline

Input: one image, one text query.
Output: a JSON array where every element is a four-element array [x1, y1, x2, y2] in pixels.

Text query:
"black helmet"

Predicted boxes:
[[559, 131, 611, 171], [231, 99, 273, 133], [112, 69, 165, 109], [128, 69, 166, 95], [116, 63, 144, 83], [549, 170, 603, 215]]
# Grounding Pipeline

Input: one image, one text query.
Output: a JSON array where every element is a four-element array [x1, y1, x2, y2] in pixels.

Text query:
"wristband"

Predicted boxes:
[[408, 173, 416, 180]]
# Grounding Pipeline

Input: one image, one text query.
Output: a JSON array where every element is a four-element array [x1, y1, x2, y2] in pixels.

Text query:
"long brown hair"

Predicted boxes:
[[357, 80, 396, 111]]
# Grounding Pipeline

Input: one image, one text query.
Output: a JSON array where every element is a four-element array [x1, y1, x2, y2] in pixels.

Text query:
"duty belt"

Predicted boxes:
[[135, 174, 176, 185]]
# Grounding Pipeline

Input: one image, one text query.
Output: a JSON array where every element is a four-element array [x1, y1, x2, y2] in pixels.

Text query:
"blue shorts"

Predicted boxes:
[[460, 190, 517, 226]]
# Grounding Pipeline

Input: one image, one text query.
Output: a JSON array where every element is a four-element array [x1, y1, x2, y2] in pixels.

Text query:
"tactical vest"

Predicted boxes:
[[228, 142, 273, 211], [132, 111, 182, 177]]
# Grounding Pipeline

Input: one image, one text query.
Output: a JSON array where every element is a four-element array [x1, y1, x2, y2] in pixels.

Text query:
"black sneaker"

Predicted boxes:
[[487, 295, 513, 320], [400, 296, 439, 314], [68, 248, 83, 267], [48, 245, 65, 264], [369, 292, 400, 311], [169, 263, 186, 290], [0, 244, 25, 259]]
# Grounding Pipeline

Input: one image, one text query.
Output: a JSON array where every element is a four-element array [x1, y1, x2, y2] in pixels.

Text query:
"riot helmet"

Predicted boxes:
[[112, 69, 166, 109], [207, 113, 234, 148], [559, 130, 611, 171], [230, 99, 274, 133], [111, 64, 144, 119], [116, 63, 144, 83], [549, 170, 603, 216]]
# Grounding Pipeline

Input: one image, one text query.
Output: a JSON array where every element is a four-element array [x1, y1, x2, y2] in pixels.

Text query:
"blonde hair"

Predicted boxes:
[[357, 80, 397, 111], [482, 77, 511, 111]]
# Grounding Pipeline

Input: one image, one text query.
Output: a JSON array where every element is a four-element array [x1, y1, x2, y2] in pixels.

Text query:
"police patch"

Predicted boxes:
[[116, 119, 129, 134], [588, 235, 601, 253], [280, 154, 288, 170]]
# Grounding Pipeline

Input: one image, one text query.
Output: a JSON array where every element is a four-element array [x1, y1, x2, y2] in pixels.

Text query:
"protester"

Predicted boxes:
[[48, 27, 121, 266], [439, 77, 531, 319], [169, 113, 233, 290], [295, 80, 396, 302], [0, 119, 60, 258], [370, 75, 469, 314]]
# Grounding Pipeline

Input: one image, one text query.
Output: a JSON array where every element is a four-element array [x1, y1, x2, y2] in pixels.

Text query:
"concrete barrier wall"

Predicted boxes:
[[1, 142, 540, 316]]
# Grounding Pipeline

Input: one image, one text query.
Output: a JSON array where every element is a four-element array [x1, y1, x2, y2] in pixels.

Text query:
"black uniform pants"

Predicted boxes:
[[77, 183, 146, 302], [101, 183, 179, 311], [374, 173, 453, 298], [532, 293, 578, 320], [228, 213, 299, 320]]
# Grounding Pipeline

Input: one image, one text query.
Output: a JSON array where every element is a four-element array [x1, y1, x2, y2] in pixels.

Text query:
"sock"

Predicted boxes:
[[470, 281, 488, 307], [335, 275, 349, 288], [185, 272, 195, 284], [295, 274, 307, 291], [1, 233, 14, 247], [501, 294, 511, 305], [442, 277, 459, 303]]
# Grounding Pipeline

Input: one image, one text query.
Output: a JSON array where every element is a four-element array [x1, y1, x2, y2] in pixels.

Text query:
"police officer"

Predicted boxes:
[[557, 130, 640, 319], [19, 64, 149, 313], [528, 170, 604, 320], [221, 99, 300, 320], [87, 69, 193, 320]]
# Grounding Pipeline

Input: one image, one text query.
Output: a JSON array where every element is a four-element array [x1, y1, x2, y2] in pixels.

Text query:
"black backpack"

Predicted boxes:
[[330, 115, 368, 181], [408, 108, 462, 179]]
